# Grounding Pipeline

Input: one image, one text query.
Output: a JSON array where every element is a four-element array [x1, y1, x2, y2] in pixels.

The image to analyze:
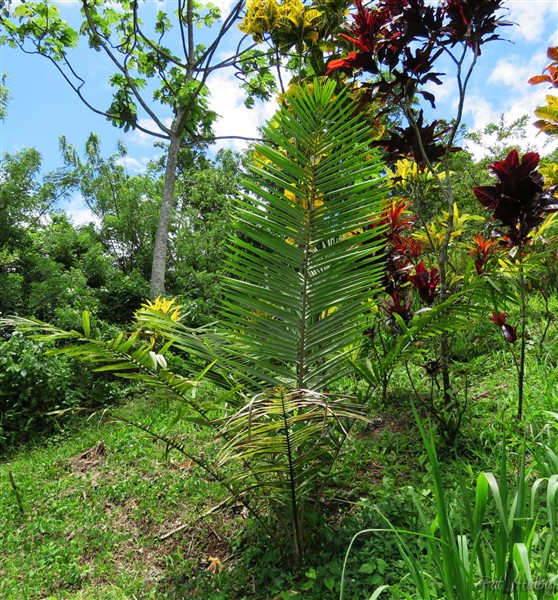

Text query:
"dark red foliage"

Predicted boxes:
[[340, 0, 397, 55], [381, 290, 414, 323], [326, 0, 508, 103], [402, 45, 444, 84], [490, 312, 507, 326], [490, 312, 517, 343], [372, 111, 460, 169], [395, 236, 422, 262], [365, 199, 419, 293], [382, 198, 416, 239], [423, 357, 443, 376], [407, 262, 440, 304], [444, 0, 510, 53], [473, 150, 558, 246], [326, 0, 397, 77], [326, 0, 509, 167]]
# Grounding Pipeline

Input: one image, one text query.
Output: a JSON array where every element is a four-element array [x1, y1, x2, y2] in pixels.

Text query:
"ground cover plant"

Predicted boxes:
[[2, 338, 558, 598]]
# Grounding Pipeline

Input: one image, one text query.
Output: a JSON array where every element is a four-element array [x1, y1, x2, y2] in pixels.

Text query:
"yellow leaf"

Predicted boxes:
[[136, 296, 183, 322], [305, 30, 319, 43], [207, 556, 222, 574]]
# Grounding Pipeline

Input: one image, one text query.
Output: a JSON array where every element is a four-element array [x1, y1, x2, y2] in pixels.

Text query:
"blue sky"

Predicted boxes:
[[1, 0, 557, 223]]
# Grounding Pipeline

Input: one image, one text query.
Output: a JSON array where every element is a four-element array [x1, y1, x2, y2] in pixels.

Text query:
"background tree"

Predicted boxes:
[[0, 147, 76, 317], [0, 0, 277, 298], [61, 135, 241, 325], [61, 134, 159, 281], [169, 148, 240, 324]]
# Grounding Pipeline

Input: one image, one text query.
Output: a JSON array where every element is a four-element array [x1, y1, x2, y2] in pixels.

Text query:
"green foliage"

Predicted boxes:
[[0, 0, 288, 296], [2, 321, 558, 597], [0, 79, 8, 120], [0, 332, 76, 449], [3, 1, 78, 58], [59, 137, 239, 324], [0, 147, 73, 247], [355, 286, 484, 393], [61, 134, 159, 280], [224, 79, 387, 391], [215, 80, 389, 561], [0, 396, 229, 598], [341, 412, 558, 600], [0, 325, 133, 452], [1, 1, 224, 133]]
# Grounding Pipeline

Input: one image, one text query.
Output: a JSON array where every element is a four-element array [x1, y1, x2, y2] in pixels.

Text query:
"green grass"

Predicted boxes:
[[0, 386, 433, 599], [0, 395, 234, 599], [2, 322, 558, 599]]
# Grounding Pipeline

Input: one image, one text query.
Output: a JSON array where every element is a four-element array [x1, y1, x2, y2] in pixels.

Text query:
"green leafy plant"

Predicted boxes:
[[340, 409, 558, 600], [0, 331, 76, 449], [2, 80, 389, 565], [222, 78, 387, 391], [354, 285, 484, 442]]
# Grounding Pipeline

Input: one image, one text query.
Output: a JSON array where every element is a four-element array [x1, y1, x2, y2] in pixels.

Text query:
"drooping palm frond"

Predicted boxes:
[[222, 79, 388, 392], [1, 312, 219, 424], [217, 386, 369, 563]]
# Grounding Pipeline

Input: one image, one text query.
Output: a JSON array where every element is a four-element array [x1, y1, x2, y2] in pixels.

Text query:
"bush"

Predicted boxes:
[[0, 329, 140, 452], [0, 331, 80, 450]]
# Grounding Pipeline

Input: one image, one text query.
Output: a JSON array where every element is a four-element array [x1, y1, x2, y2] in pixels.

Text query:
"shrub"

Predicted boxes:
[[0, 329, 137, 451], [0, 331, 78, 450]]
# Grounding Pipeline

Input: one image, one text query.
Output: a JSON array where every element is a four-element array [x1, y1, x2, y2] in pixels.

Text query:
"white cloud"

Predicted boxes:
[[488, 52, 547, 90], [464, 43, 558, 159], [464, 94, 558, 160], [62, 194, 101, 228], [506, 2, 548, 42], [463, 95, 498, 132], [207, 71, 277, 152]]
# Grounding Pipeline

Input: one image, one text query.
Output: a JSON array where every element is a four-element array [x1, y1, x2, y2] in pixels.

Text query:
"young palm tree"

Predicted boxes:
[[215, 79, 389, 562], [2, 79, 389, 564]]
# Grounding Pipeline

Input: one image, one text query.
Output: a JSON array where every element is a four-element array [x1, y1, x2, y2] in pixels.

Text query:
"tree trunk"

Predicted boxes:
[[149, 108, 187, 299]]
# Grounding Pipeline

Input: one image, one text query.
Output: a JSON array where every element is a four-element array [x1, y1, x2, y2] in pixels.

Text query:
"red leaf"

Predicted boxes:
[[501, 324, 517, 344], [528, 74, 552, 86], [326, 53, 365, 74], [407, 262, 439, 305], [521, 151, 541, 173], [473, 185, 498, 209], [490, 312, 507, 326]]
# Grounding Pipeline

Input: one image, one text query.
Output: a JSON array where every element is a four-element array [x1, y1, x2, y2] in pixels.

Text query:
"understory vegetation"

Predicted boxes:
[[2, 337, 558, 599], [1, 0, 558, 598]]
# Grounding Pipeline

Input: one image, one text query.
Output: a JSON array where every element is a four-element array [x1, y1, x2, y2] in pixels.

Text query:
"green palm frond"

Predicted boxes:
[[217, 386, 368, 561], [2, 312, 216, 423], [222, 79, 388, 391]]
